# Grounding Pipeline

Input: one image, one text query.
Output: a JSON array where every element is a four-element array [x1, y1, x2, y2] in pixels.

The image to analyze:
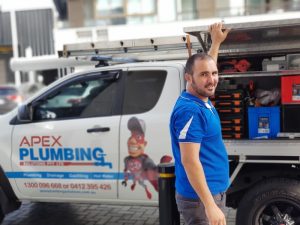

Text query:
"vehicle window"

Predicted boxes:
[[0, 87, 17, 95], [33, 74, 118, 121], [122, 70, 167, 114]]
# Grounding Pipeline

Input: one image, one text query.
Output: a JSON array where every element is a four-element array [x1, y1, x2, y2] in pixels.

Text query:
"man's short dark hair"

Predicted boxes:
[[184, 53, 214, 75]]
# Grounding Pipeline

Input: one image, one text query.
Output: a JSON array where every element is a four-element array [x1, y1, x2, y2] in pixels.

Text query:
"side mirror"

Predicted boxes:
[[17, 104, 33, 122]]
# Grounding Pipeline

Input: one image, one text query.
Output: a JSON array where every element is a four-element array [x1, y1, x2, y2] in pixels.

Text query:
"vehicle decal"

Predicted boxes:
[[121, 117, 172, 200], [6, 171, 121, 180], [18, 136, 112, 169], [6, 172, 114, 194]]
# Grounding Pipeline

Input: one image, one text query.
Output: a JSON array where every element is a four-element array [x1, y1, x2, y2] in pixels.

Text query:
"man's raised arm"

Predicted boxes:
[[208, 22, 230, 63]]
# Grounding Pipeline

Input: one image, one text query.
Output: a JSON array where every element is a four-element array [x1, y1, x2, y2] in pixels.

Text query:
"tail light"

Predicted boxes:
[[6, 95, 23, 103]]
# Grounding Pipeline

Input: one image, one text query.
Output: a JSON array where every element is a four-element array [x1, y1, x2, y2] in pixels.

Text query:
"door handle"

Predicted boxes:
[[87, 127, 110, 133]]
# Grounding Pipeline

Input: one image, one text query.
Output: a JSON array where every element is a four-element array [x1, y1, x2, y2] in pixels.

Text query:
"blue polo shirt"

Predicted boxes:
[[169, 91, 229, 199]]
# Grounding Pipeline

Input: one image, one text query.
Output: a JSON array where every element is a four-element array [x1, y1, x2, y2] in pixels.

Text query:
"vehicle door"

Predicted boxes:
[[118, 66, 182, 202], [11, 70, 123, 201]]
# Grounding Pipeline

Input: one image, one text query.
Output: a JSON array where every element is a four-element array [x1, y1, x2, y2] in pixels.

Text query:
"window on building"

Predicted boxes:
[[177, 0, 198, 21], [122, 70, 167, 114], [291, 0, 300, 10], [95, 0, 157, 25], [242, 0, 298, 14]]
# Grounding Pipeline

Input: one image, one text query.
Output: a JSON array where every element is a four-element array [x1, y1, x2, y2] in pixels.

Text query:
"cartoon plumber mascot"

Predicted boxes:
[[121, 116, 171, 199]]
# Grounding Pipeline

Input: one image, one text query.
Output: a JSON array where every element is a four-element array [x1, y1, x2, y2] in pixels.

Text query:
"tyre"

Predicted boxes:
[[236, 178, 300, 225], [0, 208, 3, 224]]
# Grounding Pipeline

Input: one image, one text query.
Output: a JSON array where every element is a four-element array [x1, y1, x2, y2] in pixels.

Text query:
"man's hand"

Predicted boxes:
[[207, 22, 230, 63], [209, 22, 230, 45], [205, 203, 226, 225]]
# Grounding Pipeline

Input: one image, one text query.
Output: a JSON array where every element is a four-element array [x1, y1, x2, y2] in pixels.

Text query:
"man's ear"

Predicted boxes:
[[185, 73, 192, 82]]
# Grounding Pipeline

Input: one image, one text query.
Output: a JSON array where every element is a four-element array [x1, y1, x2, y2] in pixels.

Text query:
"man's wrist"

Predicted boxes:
[[201, 194, 216, 208], [211, 42, 221, 49]]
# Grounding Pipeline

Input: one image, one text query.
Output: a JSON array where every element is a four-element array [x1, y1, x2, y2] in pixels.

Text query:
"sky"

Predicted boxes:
[[0, 0, 55, 11]]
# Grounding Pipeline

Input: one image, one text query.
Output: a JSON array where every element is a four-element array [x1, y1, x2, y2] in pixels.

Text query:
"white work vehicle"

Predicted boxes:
[[1, 14, 300, 225]]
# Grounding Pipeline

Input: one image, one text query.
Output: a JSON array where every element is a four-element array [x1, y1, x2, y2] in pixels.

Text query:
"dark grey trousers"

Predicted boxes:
[[176, 192, 226, 225]]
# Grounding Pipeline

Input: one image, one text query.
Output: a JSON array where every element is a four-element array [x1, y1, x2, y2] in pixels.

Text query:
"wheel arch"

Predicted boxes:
[[0, 166, 21, 215], [226, 163, 300, 209], [235, 177, 300, 225]]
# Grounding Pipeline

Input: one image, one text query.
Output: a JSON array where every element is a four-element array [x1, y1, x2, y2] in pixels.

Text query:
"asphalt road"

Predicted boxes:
[[2, 201, 236, 225]]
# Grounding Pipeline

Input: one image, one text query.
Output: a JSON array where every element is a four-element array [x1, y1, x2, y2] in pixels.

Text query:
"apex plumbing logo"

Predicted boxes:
[[19, 136, 112, 168]]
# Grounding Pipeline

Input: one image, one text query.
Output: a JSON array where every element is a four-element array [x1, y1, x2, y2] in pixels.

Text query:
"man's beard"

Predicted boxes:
[[191, 76, 215, 98]]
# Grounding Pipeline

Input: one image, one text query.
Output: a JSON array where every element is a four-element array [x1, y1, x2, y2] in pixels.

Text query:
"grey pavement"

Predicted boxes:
[[2, 201, 236, 225]]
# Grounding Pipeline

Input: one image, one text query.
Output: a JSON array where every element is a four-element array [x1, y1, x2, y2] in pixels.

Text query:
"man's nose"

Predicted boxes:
[[207, 73, 214, 82]]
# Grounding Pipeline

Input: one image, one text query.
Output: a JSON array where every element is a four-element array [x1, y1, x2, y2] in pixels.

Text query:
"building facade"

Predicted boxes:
[[0, 8, 54, 85], [62, 0, 300, 28]]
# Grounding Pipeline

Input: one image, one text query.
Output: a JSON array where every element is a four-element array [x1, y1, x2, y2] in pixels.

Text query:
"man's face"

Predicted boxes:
[[127, 131, 147, 157], [186, 58, 219, 101]]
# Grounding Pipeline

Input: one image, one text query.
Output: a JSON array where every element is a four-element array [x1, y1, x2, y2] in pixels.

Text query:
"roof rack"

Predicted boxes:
[[184, 17, 300, 56], [60, 14, 300, 63], [59, 35, 203, 63]]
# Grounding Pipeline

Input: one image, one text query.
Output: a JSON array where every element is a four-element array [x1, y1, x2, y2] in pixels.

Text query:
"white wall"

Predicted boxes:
[[157, 0, 176, 22], [229, 0, 244, 16]]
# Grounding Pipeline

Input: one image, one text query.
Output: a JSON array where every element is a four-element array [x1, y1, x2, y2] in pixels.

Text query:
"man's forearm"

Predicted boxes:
[[183, 159, 215, 207], [208, 42, 221, 63]]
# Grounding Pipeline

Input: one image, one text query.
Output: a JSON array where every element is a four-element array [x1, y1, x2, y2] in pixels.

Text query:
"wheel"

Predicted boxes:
[[236, 178, 300, 225], [0, 208, 3, 224]]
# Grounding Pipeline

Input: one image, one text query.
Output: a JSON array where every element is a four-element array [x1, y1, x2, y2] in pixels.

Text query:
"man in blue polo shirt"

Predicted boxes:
[[170, 23, 230, 225]]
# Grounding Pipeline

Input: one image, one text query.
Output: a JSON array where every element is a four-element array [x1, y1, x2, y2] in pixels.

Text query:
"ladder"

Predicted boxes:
[[59, 35, 204, 63]]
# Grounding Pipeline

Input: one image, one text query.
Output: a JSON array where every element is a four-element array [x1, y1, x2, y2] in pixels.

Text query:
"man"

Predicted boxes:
[[169, 23, 230, 225]]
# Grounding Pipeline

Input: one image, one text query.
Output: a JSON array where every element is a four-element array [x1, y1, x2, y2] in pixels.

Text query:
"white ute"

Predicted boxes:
[[1, 13, 300, 225]]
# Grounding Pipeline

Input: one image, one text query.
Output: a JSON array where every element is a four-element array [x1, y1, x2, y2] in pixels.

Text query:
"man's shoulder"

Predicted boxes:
[[174, 97, 204, 114]]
